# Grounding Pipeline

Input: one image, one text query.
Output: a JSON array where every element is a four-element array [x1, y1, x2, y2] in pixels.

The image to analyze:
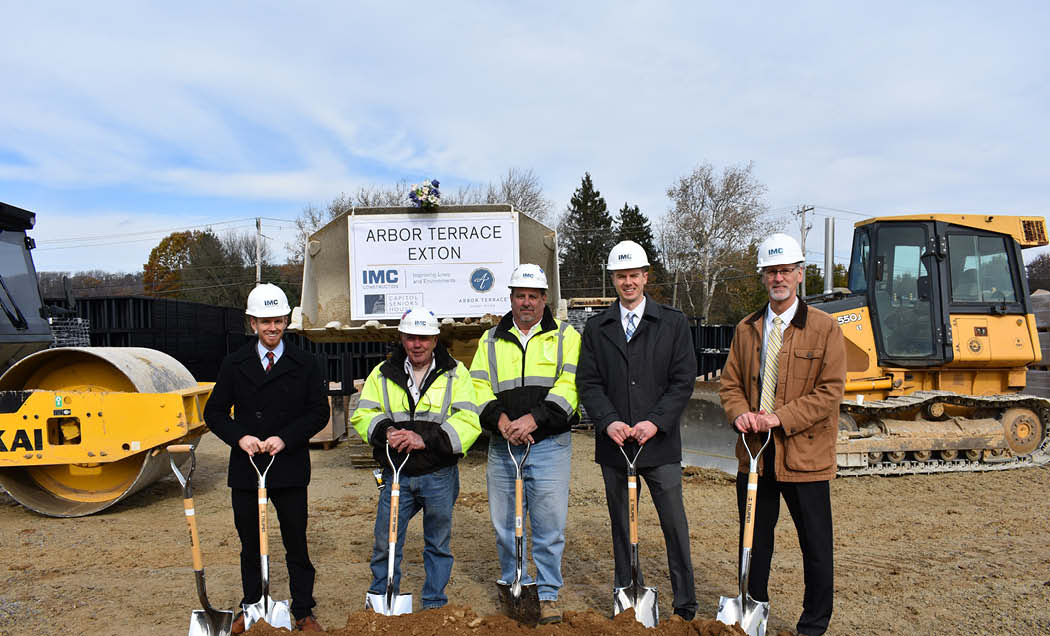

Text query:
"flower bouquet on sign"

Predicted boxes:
[[409, 179, 441, 210]]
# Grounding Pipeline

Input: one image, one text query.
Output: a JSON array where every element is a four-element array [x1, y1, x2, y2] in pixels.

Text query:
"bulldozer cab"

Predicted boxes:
[[848, 215, 1040, 369]]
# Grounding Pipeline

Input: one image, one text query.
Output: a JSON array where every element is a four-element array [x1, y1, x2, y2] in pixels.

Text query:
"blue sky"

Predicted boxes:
[[3, 1, 1049, 274]]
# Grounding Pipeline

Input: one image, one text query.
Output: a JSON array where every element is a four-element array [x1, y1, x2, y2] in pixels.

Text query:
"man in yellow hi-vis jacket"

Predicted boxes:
[[351, 307, 481, 610], [469, 264, 580, 625]]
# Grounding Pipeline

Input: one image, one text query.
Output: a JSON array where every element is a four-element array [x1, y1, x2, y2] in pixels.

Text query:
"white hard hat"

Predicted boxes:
[[756, 233, 805, 271], [245, 283, 291, 317], [507, 263, 548, 290], [398, 307, 440, 336], [607, 240, 650, 271]]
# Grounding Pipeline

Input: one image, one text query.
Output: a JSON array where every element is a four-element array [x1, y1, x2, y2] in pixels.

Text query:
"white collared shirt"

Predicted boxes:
[[619, 297, 646, 338], [257, 339, 284, 370], [512, 321, 538, 348], [761, 297, 798, 364], [403, 356, 436, 403]]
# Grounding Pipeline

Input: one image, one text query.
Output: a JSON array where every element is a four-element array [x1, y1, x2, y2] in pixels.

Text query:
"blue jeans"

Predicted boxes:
[[369, 464, 460, 609], [487, 431, 572, 601]]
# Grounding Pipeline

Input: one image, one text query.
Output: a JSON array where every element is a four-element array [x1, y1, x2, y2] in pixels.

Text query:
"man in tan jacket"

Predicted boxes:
[[719, 233, 845, 636]]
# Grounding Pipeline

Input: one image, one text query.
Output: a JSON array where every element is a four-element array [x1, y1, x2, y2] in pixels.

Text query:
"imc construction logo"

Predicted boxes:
[[470, 268, 494, 292]]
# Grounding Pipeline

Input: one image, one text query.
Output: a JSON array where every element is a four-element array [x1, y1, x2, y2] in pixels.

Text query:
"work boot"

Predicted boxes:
[[295, 614, 323, 632], [230, 612, 245, 634], [539, 600, 562, 625]]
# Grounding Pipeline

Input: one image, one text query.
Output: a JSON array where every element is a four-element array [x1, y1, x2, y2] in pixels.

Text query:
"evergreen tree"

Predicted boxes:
[[614, 202, 666, 296], [557, 173, 614, 298]]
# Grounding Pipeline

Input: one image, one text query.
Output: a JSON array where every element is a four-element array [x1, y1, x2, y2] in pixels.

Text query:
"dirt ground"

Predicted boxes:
[[2, 431, 1048, 635]]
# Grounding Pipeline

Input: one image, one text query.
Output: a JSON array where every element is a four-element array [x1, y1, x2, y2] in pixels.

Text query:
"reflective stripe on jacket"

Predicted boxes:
[[351, 343, 481, 476], [469, 307, 580, 442]]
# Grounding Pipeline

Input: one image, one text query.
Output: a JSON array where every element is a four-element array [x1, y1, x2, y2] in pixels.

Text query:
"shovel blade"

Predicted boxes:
[[613, 585, 659, 628], [496, 581, 540, 625], [716, 594, 769, 636], [243, 597, 292, 631], [366, 592, 413, 616], [188, 608, 234, 636]]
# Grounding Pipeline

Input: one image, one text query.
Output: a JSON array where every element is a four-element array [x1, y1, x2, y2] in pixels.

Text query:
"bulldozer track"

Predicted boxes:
[[838, 391, 1050, 476]]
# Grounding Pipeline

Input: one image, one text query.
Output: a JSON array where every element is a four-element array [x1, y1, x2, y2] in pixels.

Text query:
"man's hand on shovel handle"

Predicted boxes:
[[630, 420, 657, 445], [606, 421, 631, 446], [734, 412, 759, 434], [387, 428, 425, 452], [238, 435, 263, 455]]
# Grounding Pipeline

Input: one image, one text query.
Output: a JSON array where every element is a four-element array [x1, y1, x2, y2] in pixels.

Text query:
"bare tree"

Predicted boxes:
[[484, 168, 552, 221], [665, 161, 774, 322]]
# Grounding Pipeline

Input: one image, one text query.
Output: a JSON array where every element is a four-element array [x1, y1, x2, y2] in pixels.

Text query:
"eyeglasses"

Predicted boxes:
[[762, 266, 798, 278]]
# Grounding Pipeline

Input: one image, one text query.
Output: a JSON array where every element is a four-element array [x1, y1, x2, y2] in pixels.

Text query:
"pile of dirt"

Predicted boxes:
[[243, 606, 779, 635]]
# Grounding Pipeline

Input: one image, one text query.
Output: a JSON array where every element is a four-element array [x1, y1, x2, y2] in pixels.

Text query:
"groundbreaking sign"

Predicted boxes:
[[349, 211, 519, 319]]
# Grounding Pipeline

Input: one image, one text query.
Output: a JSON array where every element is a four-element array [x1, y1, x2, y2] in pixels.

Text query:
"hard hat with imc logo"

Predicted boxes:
[[606, 240, 650, 271], [398, 307, 441, 335], [507, 263, 549, 290], [756, 233, 805, 271], [245, 283, 291, 317]]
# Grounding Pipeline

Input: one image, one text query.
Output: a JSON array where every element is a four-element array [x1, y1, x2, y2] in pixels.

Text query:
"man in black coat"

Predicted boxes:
[[204, 284, 330, 633], [576, 241, 698, 620]]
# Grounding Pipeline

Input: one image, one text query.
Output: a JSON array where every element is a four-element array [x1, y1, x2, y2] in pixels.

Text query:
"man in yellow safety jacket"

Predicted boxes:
[[350, 306, 481, 610], [469, 263, 580, 625]]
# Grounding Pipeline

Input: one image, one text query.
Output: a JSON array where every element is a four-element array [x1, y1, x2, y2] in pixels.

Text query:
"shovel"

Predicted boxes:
[[717, 431, 773, 636], [613, 443, 658, 628], [167, 444, 235, 636], [366, 444, 413, 616], [496, 440, 540, 625], [243, 453, 293, 631]]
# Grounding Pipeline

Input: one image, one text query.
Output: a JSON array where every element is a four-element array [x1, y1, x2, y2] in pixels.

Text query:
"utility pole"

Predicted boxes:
[[255, 217, 262, 287], [794, 204, 814, 297]]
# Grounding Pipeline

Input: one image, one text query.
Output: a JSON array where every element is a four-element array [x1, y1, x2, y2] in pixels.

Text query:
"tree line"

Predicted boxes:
[[42, 164, 858, 324]]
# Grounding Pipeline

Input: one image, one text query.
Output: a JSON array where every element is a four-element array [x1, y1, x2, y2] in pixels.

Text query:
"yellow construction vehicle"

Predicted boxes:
[[0, 202, 212, 517], [684, 213, 1050, 476]]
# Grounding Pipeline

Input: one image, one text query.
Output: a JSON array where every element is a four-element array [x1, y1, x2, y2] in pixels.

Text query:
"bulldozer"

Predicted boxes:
[[0, 201, 213, 517], [683, 213, 1050, 476]]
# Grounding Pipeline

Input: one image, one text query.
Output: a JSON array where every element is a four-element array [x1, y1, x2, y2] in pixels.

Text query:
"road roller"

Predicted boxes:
[[0, 347, 213, 517]]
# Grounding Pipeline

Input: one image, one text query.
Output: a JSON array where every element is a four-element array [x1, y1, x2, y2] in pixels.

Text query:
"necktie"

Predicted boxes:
[[759, 316, 783, 413], [625, 313, 637, 342], [265, 351, 275, 373]]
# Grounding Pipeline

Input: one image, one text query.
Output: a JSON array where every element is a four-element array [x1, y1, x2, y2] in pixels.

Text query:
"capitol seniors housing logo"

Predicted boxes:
[[470, 268, 495, 293]]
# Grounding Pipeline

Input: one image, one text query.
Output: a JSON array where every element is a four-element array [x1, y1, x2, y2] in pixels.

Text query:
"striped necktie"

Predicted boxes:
[[625, 313, 637, 342], [759, 316, 783, 413], [265, 351, 275, 373]]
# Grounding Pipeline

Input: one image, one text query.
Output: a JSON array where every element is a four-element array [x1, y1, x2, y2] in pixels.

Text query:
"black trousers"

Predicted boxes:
[[602, 462, 698, 617], [232, 486, 316, 620], [735, 449, 833, 636]]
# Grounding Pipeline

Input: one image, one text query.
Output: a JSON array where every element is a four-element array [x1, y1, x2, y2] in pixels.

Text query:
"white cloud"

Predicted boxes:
[[1, 1, 1048, 273]]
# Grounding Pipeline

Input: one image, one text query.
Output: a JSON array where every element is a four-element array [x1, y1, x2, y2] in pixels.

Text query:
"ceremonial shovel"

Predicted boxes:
[[496, 440, 540, 625], [167, 444, 235, 636], [366, 444, 413, 616], [717, 431, 772, 636], [612, 442, 658, 628], [243, 453, 292, 631]]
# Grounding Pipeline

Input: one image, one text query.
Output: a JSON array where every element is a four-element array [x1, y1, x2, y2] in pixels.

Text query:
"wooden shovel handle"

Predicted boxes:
[[628, 474, 638, 545], [258, 487, 269, 557], [387, 484, 400, 544], [742, 470, 758, 550], [183, 497, 203, 571], [168, 444, 192, 453], [514, 478, 524, 538]]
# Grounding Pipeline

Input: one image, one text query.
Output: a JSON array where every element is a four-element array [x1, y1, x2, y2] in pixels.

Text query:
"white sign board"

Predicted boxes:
[[349, 211, 519, 319]]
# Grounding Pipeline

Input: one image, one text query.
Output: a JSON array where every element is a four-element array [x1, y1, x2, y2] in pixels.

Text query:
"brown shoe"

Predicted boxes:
[[296, 614, 323, 632], [539, 600, 562, 625], [231, 612, 245, 634]]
